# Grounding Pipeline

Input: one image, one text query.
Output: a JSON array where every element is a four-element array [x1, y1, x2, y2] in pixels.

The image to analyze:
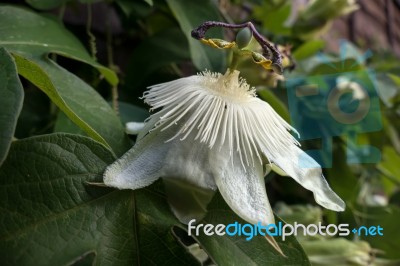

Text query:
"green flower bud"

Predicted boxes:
[[235, 27, 252, 49]]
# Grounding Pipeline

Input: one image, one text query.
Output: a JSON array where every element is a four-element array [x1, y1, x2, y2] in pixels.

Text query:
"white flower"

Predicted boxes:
[[104, 70, 345, 227]]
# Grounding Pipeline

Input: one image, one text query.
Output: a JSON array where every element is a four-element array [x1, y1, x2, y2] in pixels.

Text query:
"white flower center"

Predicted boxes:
[[199, 70, 256, 102], [143, 70, 299, 169]]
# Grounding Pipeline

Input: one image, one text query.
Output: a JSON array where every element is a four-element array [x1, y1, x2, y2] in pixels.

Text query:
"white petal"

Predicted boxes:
[[271, 145, 345, 212], [210, 146, 275, 225], [105, 113, 217, 191], [137, 112, 163, 142], [103, 127, 171, 190], [161, 129, 218, 190]]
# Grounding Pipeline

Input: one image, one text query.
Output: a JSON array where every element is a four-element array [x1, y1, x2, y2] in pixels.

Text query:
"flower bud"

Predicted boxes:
[[235, 27, 252, 49]]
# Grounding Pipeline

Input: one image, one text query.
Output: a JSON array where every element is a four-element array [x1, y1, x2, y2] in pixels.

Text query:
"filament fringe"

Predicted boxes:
[[143, 70, 298, 168]]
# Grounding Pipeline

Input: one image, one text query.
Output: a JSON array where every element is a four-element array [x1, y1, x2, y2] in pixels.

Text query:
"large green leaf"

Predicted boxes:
[[54, 102, 149, 136], [0, 133, 198, 266], [166, 0, 225, 72], [13, 54, 131, 156], [0, 134, 134, 265], [54, 112, 86, 136], [0, 6, 126, 151], [0, 5, 117, 85], [0, 48, 24, 166], [195, 194, 310, 265], [0, 5, 130, 156]]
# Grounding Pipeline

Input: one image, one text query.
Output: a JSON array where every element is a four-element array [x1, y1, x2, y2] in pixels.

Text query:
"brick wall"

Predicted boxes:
[[323, 0, 400, 56]]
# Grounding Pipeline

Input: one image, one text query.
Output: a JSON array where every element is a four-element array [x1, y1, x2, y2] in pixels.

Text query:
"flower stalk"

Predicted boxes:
[[229, 49, 240, 73]]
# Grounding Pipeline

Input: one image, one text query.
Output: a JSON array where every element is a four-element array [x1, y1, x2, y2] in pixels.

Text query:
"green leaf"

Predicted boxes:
[[115, 0, 153, 18], [293, 0, 357, 39], [0, 5, 117, 86], [387, 73, 400, 104], [54, 102, 149, 136], [0, 5, 129, 156], [387, 73, 400, 87], [258, 89, 290, 122], [293, 40, 326, 61], [25, 0, 66, 10], [253, 2, 291, 36], [134, 185, 199, 266], [14, 86, 51, 139], [118, 102, 149, 124], [13, 54, 131, 156], [355, 204, 400, 259], [166, 0, 225, 71], [377, 146, 400, 185], [196, 194, 310, 265], [126, 27, 190, 90], [0, 133, 198, 265], [327, 144, 358, 201], [54, 111, 86, 136], [0, 134, 135, 265], [0, 47, 23, 166]]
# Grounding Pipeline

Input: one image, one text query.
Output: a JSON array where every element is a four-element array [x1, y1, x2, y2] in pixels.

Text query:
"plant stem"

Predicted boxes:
[[86, 3, 97, 60], [105, 13, 119, 114], [229, 49, 240, 73]]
